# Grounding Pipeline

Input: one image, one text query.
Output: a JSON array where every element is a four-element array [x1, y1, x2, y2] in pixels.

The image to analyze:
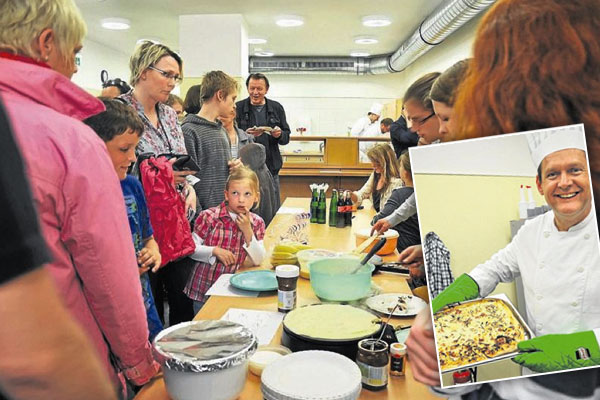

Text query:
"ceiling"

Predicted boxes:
[[74, 0, 447, 58]]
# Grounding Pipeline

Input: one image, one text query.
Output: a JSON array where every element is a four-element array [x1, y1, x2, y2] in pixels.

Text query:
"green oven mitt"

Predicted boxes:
[[514, 331, 600, 372], [431, 274, 480, 314]]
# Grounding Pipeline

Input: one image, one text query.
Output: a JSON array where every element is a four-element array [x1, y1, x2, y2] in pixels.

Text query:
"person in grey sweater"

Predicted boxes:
[[182, 71, 242, 211]]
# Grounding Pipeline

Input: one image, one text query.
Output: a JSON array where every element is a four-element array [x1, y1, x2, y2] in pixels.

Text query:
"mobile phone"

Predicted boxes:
[[170, 155, 199, 172]]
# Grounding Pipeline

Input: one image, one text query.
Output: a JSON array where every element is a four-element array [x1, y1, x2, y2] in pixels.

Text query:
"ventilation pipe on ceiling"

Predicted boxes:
[[249, 0, 496, 75]]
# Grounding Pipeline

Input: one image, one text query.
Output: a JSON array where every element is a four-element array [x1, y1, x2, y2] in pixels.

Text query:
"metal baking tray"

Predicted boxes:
[[434, 295, 534, 374]]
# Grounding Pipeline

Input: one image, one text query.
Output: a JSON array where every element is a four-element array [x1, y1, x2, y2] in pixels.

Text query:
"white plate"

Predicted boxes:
[[261, 350, 361, 400], [366, 293, 427, 317]]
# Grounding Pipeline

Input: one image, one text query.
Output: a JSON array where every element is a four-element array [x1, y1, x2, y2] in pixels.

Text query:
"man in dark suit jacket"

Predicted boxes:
[[390, 115, 419, 158], [236, 73, 290, 202]]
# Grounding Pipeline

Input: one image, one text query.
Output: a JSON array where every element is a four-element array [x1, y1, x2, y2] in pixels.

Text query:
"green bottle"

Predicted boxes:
[[317, 189, 326, 224], [329, 189, 338, 227], [310, 188, 318, 223]]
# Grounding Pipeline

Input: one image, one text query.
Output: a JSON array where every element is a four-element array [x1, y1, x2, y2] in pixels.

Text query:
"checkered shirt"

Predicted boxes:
[[424, 231, 454, 298], [184, 202, 266, 302]]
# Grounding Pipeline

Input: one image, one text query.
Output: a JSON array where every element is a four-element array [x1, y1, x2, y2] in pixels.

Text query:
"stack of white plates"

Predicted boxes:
[[261, 350, 362, 400]]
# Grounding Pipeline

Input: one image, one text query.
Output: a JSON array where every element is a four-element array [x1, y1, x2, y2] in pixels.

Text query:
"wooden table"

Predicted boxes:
[[135, 198, 438, 400]]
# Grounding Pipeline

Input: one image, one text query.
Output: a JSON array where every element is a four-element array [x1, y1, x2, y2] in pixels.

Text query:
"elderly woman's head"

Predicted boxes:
[[0, 0, 86, 78], [129, 41, 183, 104]]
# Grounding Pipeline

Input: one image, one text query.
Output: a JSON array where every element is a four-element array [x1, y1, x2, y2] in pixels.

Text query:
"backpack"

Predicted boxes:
[[139, 156, 194, 266]]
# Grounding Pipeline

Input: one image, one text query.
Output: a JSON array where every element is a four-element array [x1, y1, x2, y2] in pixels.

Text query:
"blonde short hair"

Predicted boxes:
[[226, 166, 260, 207], [0, 0, 86, 63], [129, 41, 183, 86]]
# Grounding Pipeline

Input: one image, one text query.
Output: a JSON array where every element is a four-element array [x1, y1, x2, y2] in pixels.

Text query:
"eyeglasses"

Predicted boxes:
[[409, 112, 435, 127], [148, 66, 182, 85]]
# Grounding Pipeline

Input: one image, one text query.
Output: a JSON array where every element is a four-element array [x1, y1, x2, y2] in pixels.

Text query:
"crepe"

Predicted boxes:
[[284, 304, 380, 340], [434, 298, 527, 371]]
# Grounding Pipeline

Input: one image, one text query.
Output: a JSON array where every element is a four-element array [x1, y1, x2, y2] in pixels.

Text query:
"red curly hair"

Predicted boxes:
[[454, 0, 600, 191]]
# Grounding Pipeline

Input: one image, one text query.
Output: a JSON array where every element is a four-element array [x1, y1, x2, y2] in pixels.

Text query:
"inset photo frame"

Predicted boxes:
[[410, 124, 600, 388]]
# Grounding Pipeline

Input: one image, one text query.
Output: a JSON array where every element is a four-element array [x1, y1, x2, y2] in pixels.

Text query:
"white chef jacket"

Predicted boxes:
[[350, 116, 376, 136], [433, 208, 600, 400], [469, 208, 600, 341]]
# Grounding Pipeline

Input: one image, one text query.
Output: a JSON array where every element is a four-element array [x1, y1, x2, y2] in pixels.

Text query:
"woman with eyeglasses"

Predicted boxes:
[[121, 40, 197, 326], [371, 72, 442, 235], [403, 72, 442, 145]]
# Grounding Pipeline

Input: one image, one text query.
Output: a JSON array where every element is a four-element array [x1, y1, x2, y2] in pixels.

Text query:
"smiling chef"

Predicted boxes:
[[431, 125, 600, 373]]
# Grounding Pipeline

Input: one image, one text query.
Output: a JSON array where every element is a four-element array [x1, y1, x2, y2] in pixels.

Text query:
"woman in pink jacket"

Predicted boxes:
[[0, 0, 159, 397]]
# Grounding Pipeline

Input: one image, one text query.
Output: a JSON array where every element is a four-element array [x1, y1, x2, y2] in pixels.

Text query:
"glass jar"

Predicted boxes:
[[276, 265, 299, 313], [389, 342, 406, 376], [356, 338, 389, 391]]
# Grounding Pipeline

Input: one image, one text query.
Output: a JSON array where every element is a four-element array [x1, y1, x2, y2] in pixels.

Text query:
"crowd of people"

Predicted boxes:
[[0, 0, 599, 399]]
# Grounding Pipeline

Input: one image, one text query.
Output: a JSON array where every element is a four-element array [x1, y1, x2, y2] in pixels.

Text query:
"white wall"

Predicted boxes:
[[266, 74, 401, 135], [411, 133, 537, 176], [252, 13, 482, 136], [72, 38, 131, 93]]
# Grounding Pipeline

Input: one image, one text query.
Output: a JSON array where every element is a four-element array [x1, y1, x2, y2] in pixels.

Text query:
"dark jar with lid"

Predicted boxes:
[[275, 265, 299, 313], [453, 369, 474, 384], [356, 338, 389, 391]]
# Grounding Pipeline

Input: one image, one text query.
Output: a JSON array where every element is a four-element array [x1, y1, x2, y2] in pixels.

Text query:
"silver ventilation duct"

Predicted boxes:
[[249, 0, 496, 75]]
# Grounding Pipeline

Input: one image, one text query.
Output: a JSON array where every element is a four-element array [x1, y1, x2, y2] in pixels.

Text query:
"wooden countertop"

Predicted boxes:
[[134, 198, 438, 400]]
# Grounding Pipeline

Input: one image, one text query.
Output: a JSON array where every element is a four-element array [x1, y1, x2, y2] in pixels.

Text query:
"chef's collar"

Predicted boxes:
[[548, 206, 596, 233]]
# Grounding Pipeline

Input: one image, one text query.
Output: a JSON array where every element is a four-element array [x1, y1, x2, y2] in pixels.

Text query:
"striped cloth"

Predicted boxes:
[[184, 202, 265, 302]]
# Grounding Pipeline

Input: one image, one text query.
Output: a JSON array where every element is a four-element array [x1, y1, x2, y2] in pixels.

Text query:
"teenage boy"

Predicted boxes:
[[183, 70, 242, 211]]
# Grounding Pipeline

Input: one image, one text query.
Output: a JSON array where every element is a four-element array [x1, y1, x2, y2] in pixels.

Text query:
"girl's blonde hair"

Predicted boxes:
[[226, 166, 260, 207], [0, 0, 86, 63], [366, 144, 400, 192], [129, 41, 183, 86]]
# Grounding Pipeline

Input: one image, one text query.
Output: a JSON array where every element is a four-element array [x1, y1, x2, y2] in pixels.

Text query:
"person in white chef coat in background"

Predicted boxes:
[[351, 102, 383, 136], [430, 127, 600, 375], [358, 117, 393, 163]]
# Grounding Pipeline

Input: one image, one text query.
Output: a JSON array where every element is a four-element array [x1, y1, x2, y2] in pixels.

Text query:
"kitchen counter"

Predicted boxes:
[[279, 136, 392, 201], [134, 198, 438, 400]]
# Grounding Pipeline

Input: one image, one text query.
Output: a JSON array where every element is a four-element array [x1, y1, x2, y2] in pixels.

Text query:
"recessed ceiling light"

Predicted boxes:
[[101, 18, 130, 30], [255, 51, 274, 57], [350, 51, 370, 57], [362, 16, 392, 27], [248, 38, 267, 45], [354, 36, 378, 45], [276, 15, 304, 27]]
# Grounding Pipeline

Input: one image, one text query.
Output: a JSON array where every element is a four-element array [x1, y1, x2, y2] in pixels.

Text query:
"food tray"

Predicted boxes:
[[434, 294, 534, 374]]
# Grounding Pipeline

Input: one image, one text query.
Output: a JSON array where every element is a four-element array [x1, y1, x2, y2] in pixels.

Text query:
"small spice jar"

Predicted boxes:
[[389, 342, 406, 376], [275, 265, 299, 313], [356, 338, 389, 391]]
